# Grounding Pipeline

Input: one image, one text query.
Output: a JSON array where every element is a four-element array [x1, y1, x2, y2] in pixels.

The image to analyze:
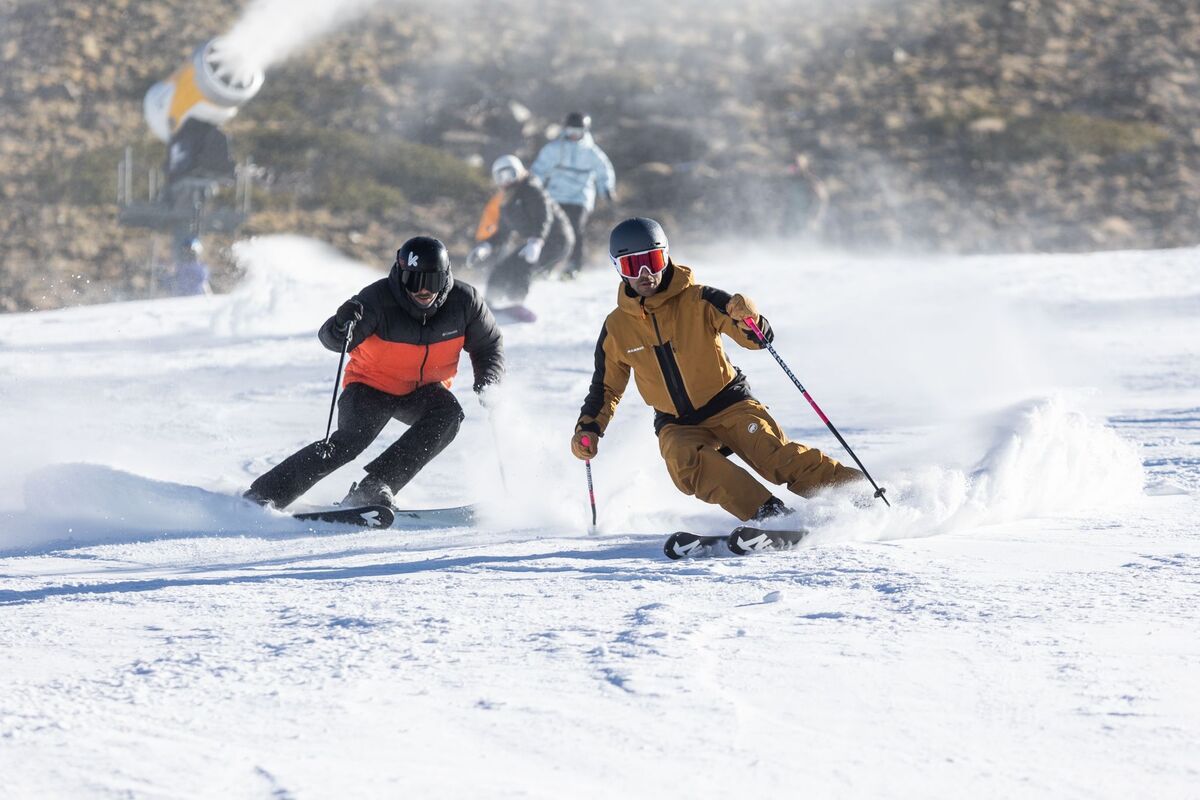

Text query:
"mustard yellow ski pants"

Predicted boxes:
[[657, 399, 862, 520]]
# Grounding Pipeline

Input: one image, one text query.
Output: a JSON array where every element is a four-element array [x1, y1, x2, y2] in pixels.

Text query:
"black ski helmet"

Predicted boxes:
[[564, 111, 591, 130], [609, 217, 669, 260], [392, 235, 452, 296]]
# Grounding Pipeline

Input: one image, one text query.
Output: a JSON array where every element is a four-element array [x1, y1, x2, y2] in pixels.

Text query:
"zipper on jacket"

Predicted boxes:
[[418, 345, 430, 384], [649, 311, 695, 416], [418, 312, 430, 383]]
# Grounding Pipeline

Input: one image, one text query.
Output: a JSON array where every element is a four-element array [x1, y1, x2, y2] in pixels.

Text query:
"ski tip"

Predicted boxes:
[[728, 526, 808, 555]]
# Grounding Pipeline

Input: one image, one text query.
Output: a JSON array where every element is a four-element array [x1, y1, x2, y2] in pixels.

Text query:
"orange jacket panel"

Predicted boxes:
[[344, 334, 466, 395], [475, 192, 503, 242]]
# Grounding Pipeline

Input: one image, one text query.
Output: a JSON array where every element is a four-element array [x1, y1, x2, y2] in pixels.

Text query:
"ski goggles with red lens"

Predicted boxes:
[[613, 248, 668, 279]]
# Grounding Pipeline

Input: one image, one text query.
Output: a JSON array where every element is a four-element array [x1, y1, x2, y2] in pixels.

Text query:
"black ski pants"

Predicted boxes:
[[486, 226, 574, 305], [248, 382, 464, 508], [561, 203, 589, 274]]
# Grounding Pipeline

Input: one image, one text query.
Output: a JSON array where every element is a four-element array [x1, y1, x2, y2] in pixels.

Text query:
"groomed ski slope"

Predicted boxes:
[[1, 236, 1197, 797]]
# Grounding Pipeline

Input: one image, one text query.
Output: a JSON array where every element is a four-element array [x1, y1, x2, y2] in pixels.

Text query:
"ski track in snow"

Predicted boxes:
[[1, 236, 1198, 797]]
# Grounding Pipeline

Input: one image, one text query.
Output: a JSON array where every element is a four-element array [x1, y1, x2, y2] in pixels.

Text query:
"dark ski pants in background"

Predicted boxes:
[[248, 382, 464, 508], [486, 226, 574, 305], [561, 203, 589, 274]]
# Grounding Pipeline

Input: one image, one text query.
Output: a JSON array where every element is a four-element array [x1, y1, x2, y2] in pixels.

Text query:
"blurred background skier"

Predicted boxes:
[[779, 153, 829, 238], [531, 111, 616, 277], [468, 155, 574, 316]]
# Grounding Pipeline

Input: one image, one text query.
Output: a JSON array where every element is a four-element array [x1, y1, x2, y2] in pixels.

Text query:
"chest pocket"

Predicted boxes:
[[618, 310, 695, 416]]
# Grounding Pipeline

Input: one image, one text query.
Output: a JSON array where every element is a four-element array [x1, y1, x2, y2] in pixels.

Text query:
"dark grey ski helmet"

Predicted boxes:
[[609, 217, 669, 259]]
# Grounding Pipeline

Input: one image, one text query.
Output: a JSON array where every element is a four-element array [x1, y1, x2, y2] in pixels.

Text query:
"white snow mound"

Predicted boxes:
[[788, 397, 1145, 545]]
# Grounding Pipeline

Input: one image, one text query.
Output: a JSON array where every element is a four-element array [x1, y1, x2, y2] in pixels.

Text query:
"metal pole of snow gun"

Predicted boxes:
[[742, 316, 890, 507], [581, 436, 598, 530], [316, 319, 355, 460]]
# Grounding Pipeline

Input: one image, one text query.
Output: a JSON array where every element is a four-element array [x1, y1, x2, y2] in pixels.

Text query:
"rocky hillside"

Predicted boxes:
[[2, 0, 1198, 312]]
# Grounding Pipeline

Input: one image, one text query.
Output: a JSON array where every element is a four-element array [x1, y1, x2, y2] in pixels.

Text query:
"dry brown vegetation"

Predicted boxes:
[[2, 0, 1198, 312]]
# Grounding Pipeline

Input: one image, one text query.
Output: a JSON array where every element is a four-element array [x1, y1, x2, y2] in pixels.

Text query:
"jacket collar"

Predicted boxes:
[[617, 261, 692, 316], [561, 131, 595, 147]]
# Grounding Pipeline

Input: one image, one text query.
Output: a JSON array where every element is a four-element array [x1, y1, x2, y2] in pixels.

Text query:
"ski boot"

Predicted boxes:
[[341, 474, 396, 509], [751, 496, 792, 522]]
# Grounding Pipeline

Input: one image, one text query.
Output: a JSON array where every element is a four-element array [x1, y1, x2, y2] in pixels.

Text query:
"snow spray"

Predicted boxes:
[[743, 316, 890, 506]]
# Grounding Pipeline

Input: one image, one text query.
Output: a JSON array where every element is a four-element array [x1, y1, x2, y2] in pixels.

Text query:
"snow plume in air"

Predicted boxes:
[[218, 0, 390, 74], [213, 236, 380, 337], [793, 397, 1146, 546]]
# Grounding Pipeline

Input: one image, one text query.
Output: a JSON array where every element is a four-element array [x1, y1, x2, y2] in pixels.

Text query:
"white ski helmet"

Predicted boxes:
[[491, 154, 525, 187]]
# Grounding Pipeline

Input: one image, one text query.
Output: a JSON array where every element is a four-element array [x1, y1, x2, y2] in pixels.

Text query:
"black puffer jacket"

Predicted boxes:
[[484, 174, 572, 247], [319, 272, 503, 397]]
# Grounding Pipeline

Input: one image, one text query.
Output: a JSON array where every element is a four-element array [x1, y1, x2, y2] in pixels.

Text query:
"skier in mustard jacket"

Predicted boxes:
[[570, 217, 861, 521]]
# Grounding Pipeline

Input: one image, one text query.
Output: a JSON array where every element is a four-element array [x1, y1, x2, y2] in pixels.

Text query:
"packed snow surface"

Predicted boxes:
[[1, 237, 1197, 797]]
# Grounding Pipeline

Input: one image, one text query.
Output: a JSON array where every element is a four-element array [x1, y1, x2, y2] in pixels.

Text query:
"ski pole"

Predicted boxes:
[[743, 316, 890, 507], [581, 435, 598, 530], [487, 411, 509, 491], [315, 320, 355, 459]]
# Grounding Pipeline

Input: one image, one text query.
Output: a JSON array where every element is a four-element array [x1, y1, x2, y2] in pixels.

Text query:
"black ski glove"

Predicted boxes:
[[474, 380, 499, 408], [334, 299, 364, 332]]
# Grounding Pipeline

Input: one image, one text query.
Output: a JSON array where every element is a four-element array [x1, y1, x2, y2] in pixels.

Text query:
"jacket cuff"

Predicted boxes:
[[575, 419, 602, 437]]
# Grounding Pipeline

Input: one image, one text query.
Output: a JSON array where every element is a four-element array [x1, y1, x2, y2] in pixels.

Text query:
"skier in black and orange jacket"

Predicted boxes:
[[245, 236, 503, 510]]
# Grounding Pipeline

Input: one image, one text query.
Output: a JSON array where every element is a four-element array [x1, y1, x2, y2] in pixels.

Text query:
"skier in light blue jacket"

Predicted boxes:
[[530, 111, 616, 276]]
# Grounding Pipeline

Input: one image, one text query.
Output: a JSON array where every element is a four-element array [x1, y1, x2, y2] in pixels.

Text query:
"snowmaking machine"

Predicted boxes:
[[117, 38, 264, 243]]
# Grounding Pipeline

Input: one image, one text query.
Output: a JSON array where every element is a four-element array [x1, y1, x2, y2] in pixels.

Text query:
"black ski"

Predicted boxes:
[[663, 531, 724, 560], [293, 504, 395, 529], [663, 527, 810, 559], [727, 526, 808, 555]]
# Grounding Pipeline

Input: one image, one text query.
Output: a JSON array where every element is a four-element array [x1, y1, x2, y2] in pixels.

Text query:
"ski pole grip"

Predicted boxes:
[[744, 316, 766, 343], [580, 435, 591, 447]]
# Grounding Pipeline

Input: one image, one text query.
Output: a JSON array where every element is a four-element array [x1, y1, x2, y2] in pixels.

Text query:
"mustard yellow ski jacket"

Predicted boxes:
[[576, 262, 774, 437]]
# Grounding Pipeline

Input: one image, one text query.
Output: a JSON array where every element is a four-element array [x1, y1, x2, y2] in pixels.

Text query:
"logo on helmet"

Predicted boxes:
[[408, 252, 419, 267], [747, 422, 760, 434]]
